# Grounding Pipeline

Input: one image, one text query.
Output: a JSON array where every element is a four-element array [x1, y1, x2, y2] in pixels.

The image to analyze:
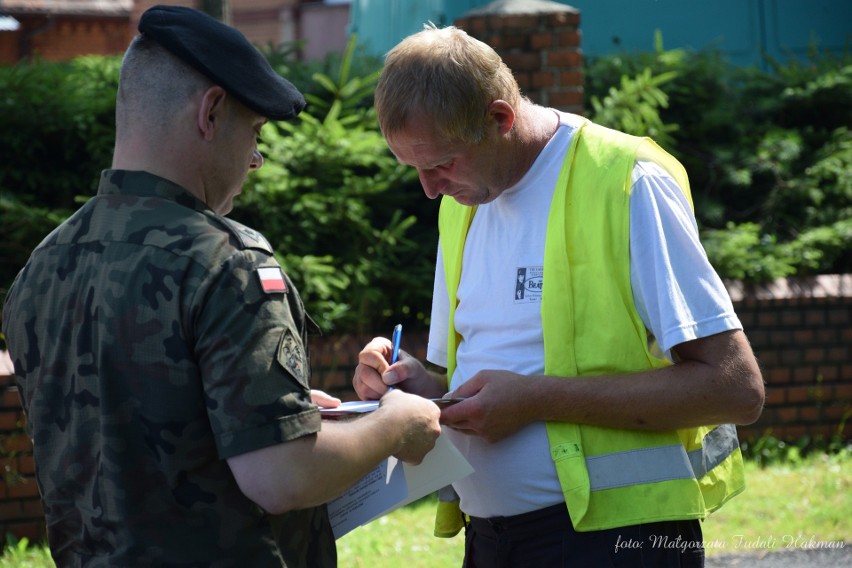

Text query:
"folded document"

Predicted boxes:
[[326, 434, 473, 539]]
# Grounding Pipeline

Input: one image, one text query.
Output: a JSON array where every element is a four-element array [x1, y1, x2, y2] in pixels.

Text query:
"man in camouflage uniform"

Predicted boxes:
[[1, 5, 441, 567]]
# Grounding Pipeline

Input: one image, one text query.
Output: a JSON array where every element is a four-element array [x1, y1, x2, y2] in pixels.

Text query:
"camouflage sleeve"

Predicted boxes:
[[192, 249, 321, 459]]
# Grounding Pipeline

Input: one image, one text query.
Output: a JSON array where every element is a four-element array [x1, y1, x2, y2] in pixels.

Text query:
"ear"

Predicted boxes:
[[488, 100, 516, 135], [197, 86, 228, 141]]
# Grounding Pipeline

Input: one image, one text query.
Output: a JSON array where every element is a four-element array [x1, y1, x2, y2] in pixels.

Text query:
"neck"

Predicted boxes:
[[112, 131, 203, 198], [506, 102, 559, 186]]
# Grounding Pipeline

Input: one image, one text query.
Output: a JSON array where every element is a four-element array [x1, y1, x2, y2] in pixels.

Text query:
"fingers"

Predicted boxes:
[[439, 398, 476, 431], [310, 389, 341, 408], [352, 337, 443, 400], [358, 336, 393, 371], [445, 377, 485, 400], [438, 372, 525, 443], [353, 337, 393, 399], [382, 350, 415, 387], [353, 367, 386, 400], [381, 390, 442, 464]]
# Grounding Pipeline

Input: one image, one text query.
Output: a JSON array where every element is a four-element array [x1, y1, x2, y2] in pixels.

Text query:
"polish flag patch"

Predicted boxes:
[[257, 266, 287, 293]]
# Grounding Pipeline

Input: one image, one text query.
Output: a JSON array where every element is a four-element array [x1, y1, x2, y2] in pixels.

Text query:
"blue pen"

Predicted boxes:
[[388, 324, 402, 392], [391, 324, 402, 364]]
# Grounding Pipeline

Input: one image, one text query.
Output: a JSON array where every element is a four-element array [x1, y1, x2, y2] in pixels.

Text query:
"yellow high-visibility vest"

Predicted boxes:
[[435, 119, 744, 537]]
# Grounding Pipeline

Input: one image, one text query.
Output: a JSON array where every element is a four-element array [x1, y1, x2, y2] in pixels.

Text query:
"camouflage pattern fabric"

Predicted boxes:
[[2, 170, 336, 567]]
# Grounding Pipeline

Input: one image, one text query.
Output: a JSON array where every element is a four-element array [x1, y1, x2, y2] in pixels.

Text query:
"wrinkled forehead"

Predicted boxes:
[[385, 118, 456, 169]]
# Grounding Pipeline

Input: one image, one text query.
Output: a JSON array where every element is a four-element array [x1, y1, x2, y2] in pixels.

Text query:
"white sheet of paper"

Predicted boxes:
[[319, 400, 380, 416], [319, 398, 465, 417], [327, 434, 474, 539]]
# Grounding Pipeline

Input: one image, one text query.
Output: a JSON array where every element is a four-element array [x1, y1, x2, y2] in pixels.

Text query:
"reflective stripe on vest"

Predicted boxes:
[[587, 424, 738, 491]]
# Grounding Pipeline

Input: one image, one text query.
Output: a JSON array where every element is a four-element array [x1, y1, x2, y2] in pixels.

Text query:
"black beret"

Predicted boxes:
[[138, 4, 305, 120]]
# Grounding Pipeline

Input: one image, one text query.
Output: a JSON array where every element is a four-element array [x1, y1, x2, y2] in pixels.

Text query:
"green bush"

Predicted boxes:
[[1, 37, 850, 338], [0, 56, 120, 292], [231, 37, 438, 333], [585, 37, 852, 281], [0, 56, 119, 210], [588, 66, 678, 149], [0, 39, 436, 336]]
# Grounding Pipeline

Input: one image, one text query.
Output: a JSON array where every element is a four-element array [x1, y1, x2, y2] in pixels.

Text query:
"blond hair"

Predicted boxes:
[[374, 24, 521, 145]]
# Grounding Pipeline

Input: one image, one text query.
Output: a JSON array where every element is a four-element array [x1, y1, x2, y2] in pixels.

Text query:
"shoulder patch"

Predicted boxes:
[[217, 217, 274, 253], [278, 328, 308, 386], [258, 266, 288, 293]]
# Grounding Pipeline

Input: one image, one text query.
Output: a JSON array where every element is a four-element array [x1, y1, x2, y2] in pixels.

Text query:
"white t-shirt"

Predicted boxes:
[[427, 111, 741, 518]]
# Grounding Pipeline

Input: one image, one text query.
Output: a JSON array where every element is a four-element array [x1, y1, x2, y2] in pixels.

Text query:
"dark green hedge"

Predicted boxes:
[[1, 40, 850, 340], [585, 42, 851, 281]]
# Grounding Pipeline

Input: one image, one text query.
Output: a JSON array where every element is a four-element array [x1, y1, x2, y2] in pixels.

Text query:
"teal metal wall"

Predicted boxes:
[[348, 0, 851, 68]]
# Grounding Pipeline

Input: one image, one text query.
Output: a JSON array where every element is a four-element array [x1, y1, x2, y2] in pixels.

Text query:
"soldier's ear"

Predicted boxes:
[[197, 86, 228, 141]]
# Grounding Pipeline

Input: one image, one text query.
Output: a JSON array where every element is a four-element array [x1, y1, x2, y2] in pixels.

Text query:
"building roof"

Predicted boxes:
[[465, 0, 579, 16], [0, 0, 133, 17]]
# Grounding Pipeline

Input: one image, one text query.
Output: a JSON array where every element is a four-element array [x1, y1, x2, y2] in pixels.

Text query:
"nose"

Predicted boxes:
[[418, 169, 443, 200], [249, 149, 264, 171]]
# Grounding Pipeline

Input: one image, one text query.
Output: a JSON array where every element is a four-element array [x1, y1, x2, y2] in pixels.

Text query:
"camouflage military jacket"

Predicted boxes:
[[2, 170, 335, 567]]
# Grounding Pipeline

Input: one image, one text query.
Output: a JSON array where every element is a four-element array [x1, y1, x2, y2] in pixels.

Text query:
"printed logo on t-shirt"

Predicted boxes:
[[514, 266, 543, 303]]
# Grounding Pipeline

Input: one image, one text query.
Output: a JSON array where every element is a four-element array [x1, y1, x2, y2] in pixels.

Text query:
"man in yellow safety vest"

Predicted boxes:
[[353, 24, 765, 568]]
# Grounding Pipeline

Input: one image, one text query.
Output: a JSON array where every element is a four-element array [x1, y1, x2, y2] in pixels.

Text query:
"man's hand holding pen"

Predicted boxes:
[[354, 326, 448, 401]]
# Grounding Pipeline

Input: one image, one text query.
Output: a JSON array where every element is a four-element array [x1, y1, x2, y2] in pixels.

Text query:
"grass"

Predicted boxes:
[[337, 450, 851, 566], [336, 496, 464, 567], [700, 451, 851, 554], [0, 536, 52, 568], [3, 451, 849, 567]]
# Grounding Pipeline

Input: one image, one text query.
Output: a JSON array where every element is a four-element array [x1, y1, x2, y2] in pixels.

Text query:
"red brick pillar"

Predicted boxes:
[[454, 0, 583, 115]]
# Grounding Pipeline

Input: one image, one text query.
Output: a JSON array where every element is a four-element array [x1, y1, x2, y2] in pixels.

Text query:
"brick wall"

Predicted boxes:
[[0, 14, 133, 63], [0, 352, 42, 542], [455, 2, 584, 115], [727, 275, 852, 443], [2, 275, 849, 542], [1, 0, 342, 64], [310, 276, 852, 447]]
